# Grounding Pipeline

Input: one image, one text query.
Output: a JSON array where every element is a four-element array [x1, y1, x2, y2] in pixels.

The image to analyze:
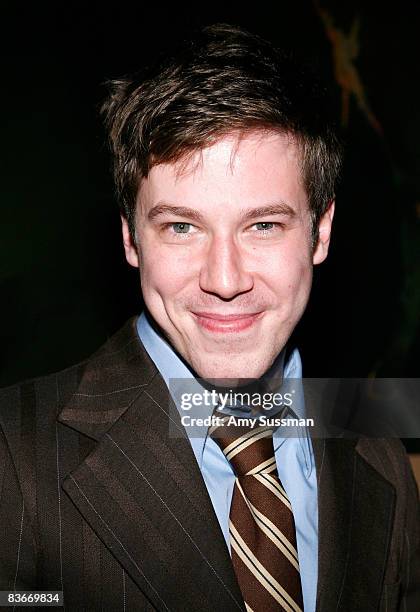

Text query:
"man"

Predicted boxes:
[[0, 24, 419, 612]]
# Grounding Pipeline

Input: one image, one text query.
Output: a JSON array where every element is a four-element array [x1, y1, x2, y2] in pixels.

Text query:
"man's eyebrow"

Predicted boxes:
[[240, 203, 297, 223], [147, 202, 296, 223], [147, 204, 205, 223]]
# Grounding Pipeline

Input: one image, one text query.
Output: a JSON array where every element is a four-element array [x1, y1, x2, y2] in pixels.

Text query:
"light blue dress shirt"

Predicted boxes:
[[137, 312, 318, 612]]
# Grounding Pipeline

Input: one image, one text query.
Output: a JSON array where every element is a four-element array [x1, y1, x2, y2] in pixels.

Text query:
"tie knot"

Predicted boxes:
[[210, 416, 276, 477]]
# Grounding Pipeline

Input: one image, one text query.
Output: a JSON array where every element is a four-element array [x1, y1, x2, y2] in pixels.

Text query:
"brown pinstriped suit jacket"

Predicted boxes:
[[0, 317, 419, 611]]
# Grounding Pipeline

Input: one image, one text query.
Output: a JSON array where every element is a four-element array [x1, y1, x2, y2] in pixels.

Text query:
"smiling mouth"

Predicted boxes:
[[191, 311, 263, 333]]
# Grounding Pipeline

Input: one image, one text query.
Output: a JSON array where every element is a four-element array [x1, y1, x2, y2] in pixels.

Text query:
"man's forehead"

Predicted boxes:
[[137, 129, 305, 212], [157, 129, 300, 178]]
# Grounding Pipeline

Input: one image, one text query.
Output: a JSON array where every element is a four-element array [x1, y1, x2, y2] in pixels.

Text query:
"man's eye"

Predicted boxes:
[[248, 222, 284, 238], [253, 222, 284, 233], [160, 222, 198, 241], [171, 222, 191, 233], [255, 222, 275, 231]]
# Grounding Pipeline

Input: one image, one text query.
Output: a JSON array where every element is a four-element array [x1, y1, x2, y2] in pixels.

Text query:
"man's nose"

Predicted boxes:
[[199, 236, 254, 299]]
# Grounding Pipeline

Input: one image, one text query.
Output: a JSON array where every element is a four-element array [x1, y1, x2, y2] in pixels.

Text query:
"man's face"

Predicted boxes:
[[122, 130, 333, 381]]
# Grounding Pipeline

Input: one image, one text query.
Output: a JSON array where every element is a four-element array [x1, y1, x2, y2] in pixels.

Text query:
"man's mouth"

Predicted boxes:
[[191, 311, 264, 333]]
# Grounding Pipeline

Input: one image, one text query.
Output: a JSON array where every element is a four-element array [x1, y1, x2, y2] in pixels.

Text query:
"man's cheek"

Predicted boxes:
[[145, 264, 186, 296]]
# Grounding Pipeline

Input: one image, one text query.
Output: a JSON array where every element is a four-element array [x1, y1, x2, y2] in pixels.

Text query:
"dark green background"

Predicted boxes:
[[1, 1, 419, 400]]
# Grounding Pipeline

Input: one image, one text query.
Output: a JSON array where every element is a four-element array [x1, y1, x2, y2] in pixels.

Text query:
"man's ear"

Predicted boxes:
[[121, 216, 139, 268], [312, 200, 335, 265]]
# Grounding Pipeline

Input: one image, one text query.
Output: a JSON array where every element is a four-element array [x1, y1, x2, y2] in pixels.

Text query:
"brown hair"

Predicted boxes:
[[102, 23, 343, 244]]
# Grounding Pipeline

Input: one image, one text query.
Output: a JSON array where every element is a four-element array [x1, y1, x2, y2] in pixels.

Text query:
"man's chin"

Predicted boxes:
[[191, 361, 269, 387]]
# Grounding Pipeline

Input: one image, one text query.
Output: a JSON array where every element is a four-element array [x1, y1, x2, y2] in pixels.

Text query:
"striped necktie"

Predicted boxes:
[[210, 416, 304, 612]]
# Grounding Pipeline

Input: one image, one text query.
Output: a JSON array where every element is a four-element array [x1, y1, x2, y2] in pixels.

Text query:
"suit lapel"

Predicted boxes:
[[304, 379, 397, 610], [59, 319, 244, 612], [312, 436, 396, 611]]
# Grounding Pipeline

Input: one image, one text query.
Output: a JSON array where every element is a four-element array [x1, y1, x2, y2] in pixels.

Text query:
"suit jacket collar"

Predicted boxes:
[[58, 318, 157, 441], [58, 317, 396, 612]]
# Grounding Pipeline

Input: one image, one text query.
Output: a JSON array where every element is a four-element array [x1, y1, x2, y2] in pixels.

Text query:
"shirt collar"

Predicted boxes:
[[137, 311, 313, 476]]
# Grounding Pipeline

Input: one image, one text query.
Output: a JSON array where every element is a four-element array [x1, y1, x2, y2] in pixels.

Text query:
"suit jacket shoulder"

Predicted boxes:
[[0, 318, 245, 611]]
